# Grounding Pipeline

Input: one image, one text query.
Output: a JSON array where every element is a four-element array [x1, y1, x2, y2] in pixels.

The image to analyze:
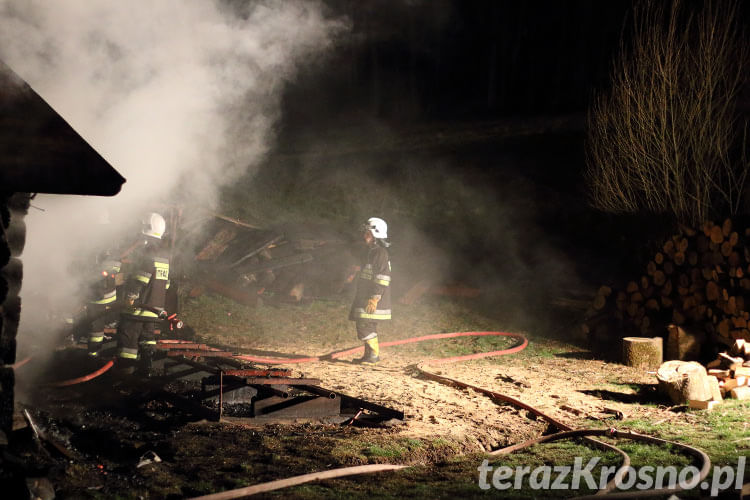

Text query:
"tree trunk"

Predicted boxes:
[[656, 360, 713, 404], [622, 336, 663, 369], [666, 324, 704, 360]]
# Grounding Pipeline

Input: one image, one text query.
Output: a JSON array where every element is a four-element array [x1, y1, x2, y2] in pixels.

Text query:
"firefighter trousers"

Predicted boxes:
[[116, 317, 158, 363]]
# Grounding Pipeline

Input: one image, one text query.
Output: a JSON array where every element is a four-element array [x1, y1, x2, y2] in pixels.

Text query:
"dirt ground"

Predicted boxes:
[[240, 335, 663, 452], [9, 296, 743, 499]]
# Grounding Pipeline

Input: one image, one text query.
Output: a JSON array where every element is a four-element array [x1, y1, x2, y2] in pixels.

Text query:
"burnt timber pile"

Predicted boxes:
[[183, 213, 360, 307], [584, 218, 750, 350]]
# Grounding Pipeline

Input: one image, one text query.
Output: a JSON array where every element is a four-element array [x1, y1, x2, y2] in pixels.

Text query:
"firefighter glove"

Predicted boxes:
[[365, 295, 381, 314]]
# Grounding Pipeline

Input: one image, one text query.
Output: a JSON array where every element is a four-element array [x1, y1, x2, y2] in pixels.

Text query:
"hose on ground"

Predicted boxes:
[[9, 356, 32, 370], [47, 360, 114, 387], [414, 344, 630, 495], [12, 353, 114, 386], [186, 464, 409, 500], [43, 333, 711, 498], [492, 427, 711, 499], [184, 332, 630, 496], [232, 331, 528, 364]]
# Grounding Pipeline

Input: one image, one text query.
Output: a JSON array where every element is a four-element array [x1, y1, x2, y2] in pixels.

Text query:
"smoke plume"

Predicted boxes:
[[0, 0, 347, 348]]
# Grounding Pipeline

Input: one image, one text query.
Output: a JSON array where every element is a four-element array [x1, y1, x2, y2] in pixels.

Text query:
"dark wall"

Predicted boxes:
[[0, 192, 28, 434]]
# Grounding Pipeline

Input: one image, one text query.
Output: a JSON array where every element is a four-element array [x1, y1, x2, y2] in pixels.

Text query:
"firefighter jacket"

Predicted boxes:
[[349, 243, 391, 321], [122, 243, 170, 321], [89, 260, 121, 307]]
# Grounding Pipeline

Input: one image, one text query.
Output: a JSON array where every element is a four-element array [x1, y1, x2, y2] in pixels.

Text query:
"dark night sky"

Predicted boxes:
[[270, 0, 745, 287], [282, 0, 634, 128]]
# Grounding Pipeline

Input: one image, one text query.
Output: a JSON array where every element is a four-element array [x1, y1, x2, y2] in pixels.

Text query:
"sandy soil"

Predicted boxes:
[[240, 338, 669, 453]]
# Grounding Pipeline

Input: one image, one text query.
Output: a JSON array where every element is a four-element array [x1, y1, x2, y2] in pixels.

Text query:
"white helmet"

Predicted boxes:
[[142, 212, 166, 239], [365, 217, 388, 239]]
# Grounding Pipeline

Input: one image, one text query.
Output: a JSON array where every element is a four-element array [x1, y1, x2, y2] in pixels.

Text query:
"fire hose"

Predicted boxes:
[[46, 360, 115, 387], [171, 332, 714, 499], [492, 428, 711, 500], [29, 331, 714, 498], [12, 307, 184, 387]]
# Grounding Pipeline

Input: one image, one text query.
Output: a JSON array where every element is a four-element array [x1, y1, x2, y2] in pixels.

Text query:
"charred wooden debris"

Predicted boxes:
[[182, 213, 360, 307], [152, 339, 403, 423]]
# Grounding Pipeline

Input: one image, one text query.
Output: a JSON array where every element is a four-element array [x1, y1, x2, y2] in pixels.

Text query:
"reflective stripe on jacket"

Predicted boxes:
[[349, 244, 392, 321]]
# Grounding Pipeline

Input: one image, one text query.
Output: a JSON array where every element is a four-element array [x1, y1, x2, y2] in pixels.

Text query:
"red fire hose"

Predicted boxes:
[[9, 356, 32, 370], [47, 360, 114, 387], [179, 332, 711, 498], [11, 355, 115, 387], [233, 331, 528, 364], [39, 332, 712, 498]]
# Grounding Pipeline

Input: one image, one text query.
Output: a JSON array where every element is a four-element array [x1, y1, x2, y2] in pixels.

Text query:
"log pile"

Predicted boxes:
[[655, 339, 750, 409], [583, 219, 750, 349], [186, 214, 359, 306], [704, 339, 750, 402]]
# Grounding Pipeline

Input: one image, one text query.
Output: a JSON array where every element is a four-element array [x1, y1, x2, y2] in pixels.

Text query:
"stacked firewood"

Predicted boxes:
[[583, 218, 750, 348], [705, 339, 750, 401]]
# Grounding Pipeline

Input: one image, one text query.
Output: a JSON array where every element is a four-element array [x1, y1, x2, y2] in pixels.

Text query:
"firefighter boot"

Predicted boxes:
[[358, 338, 380, 365], [113, 358, 136, 377], [87, 332, 104, 359], [137, 347, 155, 378]]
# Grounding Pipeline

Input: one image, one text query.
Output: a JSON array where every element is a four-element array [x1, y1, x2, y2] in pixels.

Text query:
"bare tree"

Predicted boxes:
[[585, 0, 748, 225]]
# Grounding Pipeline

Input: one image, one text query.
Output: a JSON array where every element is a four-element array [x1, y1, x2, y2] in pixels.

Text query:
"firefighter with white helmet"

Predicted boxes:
[[114, 212, 170, 376], [348, 217, 392, 364]]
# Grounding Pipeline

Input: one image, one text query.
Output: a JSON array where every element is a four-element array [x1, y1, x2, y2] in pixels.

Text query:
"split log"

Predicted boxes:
[[666, 324, 704, 361], [731, 339, 747, 357], [622, 337, 663, 369], [195, 228, 239, 261], [730, 386, 750, 400], [708, 376, 723, 401], [241, 253, 314, 275], [718, 352, 744, 369], [656, 360, 712, 404], [688, 399, 720, 410], [229, 234, 283, 268], [288, 283, 305, 302], [722, 378, 741, 393]]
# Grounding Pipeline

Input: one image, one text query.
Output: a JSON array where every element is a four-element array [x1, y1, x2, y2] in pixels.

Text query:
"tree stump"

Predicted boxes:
[[622, 337, 663, 369], [656, 360, 712, 404]]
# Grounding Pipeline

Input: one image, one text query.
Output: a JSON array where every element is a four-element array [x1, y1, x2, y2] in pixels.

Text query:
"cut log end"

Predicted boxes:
[[657, 360, 711, 404], [622, 336, 663, 370]]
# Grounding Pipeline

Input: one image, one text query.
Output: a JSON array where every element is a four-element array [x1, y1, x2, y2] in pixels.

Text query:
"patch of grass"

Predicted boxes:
[[180, 294, 262, 337], [621, 400, 750, 465], [606, 380, 643, 392], [331, 440, 368, 464], [366, 443, 407, 459], [404, 438, 423, 449]]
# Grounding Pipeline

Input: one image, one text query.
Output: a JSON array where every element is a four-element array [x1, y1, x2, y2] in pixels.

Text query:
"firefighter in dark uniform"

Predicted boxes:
[[115, 212, 170, 376], [85, 259, 123, 358], [349, 217, 391, 364]]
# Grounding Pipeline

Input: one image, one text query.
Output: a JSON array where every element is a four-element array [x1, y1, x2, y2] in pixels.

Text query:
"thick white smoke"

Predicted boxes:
[[0, 1, 346, 345]]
